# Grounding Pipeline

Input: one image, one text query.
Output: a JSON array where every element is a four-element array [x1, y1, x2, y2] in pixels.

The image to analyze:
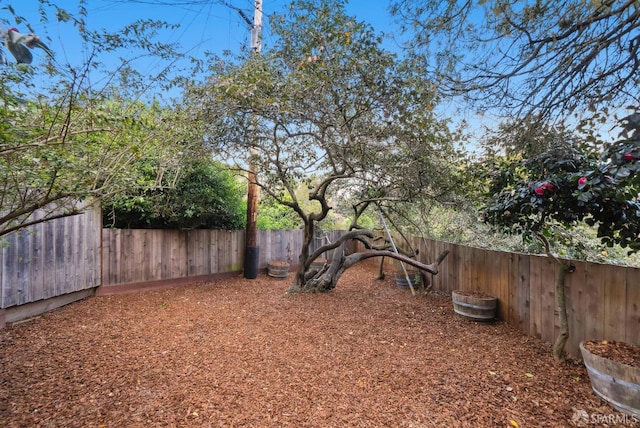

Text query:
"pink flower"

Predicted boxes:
[[623, 152, 636, 161], [534, 182, 554, 195], [578, 177, 587, 186]]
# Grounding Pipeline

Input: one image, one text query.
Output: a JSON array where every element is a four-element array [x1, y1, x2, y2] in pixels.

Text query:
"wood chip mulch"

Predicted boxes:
[[584, 340, 640, 368], [0, 264, 637, 427]]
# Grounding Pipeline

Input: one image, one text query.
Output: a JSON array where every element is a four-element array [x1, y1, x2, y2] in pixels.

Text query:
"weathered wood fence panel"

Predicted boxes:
[[101, 229, 246, 286], [3, 211, 638, 360], [0, 208, 101, 309], [376, 236, 639, 357], [101, 229, 348, 287]]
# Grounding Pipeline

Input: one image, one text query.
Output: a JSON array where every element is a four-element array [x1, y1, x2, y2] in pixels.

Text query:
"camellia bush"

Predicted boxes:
[[485, 114, 640, 252], [483, 111, 640, 359]]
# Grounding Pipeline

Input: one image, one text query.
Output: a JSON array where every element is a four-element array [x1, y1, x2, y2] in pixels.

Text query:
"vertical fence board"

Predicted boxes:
[[540, 257, 557, 346], [103, 229, 114, 285], [567, 261, 587, 355], [210, 231, 220, 274], [261, 230, 272, 266], [231, 230, 242, 271], [457, 245, 469, 291], [54, 220, 66, 297], [454, 245, 469, 290], [494, 251, 509, 321], [625, 267, 640, 346], [468, 247, 481, 291], [507, 252, 519, 327], [603, 264, 627, 342], [186, 230, 197, 276], [584, 263, 605, 341], [222, 231, 233, 272], [517, 254, 531, 336], [214, 230, 223, 273], [447, 243, 460, 293], [177, 231, 188, 277], [121, 229, 134, 283], [433, 240, 448, 292], [528, 257, 543, 339], [6, 232, 27, 305], [30, 221, 45, 301]]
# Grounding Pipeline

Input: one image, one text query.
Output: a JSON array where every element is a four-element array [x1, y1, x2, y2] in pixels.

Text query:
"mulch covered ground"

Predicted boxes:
[[0, 264, 636, 427]]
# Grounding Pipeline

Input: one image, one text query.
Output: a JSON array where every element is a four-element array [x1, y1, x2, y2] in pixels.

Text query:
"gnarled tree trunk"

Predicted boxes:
[[287, 230, 449, 293]]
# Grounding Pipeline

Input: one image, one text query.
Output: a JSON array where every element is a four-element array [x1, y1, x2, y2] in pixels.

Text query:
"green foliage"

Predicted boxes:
[[187, 0, 461, 290], [257, 195, 301, 230], [483, 113, 640, 254], [103, 159, 245, 230], [0, 3, 197, 237]]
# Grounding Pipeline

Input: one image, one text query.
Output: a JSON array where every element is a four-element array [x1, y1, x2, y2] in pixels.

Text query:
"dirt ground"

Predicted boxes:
[[0, 264, 636, 427]]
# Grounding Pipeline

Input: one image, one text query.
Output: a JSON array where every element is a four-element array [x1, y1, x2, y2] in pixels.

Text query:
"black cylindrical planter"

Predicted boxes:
[[244, 246, 259, 279]]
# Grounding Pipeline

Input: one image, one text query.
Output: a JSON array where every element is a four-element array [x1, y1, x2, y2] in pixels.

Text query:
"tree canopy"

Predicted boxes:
[[103, 158, 246, 230], [391, 0, 640, 122], [188, 0, 457, 291], [484, 113, 640, 253], [0, 3, 198, 236]]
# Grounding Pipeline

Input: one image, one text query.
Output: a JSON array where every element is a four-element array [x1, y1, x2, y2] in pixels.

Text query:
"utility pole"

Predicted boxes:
[[243, 0, 262, 279]]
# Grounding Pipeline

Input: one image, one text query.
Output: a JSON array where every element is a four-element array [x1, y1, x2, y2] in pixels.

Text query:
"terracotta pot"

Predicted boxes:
[[580, 341, 640, 418], [451, 290, 497, 321], [267, 261, 290, 279]]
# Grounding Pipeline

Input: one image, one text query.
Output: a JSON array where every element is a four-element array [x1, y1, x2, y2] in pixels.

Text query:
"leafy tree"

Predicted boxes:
[[482, 112, 640, 359], [0, 3, 195, 237], [189, 0, 456, 292], [103, 158, 246, 230], [390, 0, 640, 122], [257, 194, 302, 230]]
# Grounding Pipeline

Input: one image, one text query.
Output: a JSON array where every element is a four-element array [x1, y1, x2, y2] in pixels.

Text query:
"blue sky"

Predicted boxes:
[[1, 1, 401, 72], [1, 0, 413, 114], [2, 0, 495, 146], [1, 1, 623, 142]]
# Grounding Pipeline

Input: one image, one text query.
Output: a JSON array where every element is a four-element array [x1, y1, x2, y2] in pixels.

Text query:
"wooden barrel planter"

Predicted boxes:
[[451, 290, 497, 321], [580, 341, 640, 418], [310, 257, 327, 271], [267, 261, 290, 279], [394, 271, 419, 289]]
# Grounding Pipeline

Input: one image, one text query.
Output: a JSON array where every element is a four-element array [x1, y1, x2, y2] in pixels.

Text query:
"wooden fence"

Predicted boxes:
[[1, 206, 638, 357], [100, 228, 345, 286], [380, 237, 640, 357], [0, 208, 101, 309], [0, 206, 346, 309]]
